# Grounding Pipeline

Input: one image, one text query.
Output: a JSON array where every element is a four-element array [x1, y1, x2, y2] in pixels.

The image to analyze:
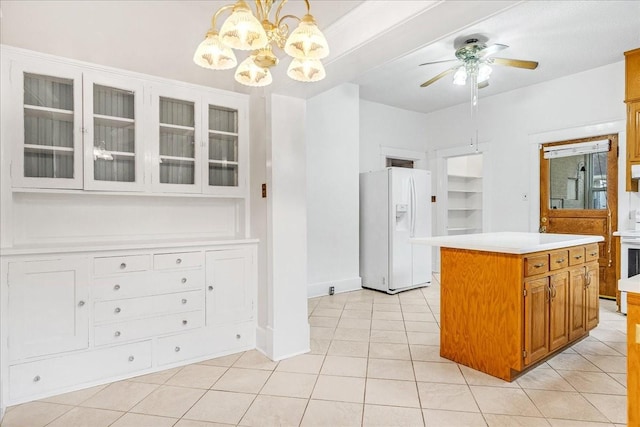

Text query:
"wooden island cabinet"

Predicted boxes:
[[412, 232, 603, 381]]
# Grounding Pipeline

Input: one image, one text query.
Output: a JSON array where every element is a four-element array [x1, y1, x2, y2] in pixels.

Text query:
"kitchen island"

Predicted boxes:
[[617, 275, 639, 426], [412, 232, 604, 381]]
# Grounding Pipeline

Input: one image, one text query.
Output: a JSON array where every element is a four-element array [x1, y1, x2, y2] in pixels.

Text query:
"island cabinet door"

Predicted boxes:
[[549, 271, 569, 352], [568, 266, 587, 341], [524, 277, 550, 366], [585, 262, 600, 330]]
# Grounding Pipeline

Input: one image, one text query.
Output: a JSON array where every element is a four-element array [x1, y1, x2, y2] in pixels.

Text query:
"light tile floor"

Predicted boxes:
[[1, 275, 628, 427]]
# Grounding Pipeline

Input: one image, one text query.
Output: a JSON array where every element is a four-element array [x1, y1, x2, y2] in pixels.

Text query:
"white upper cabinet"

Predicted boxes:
[[11, 61, 84, 189], [83, 73, 145, 191], [4, 49, 248, 198]]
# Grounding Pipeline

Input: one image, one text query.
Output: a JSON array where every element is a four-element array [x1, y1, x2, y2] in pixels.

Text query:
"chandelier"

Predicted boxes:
[[193, 0, 330, 87]]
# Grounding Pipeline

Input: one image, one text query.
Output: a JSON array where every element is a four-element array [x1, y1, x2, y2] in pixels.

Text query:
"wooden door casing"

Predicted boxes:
[[540, 134, 618, 299]]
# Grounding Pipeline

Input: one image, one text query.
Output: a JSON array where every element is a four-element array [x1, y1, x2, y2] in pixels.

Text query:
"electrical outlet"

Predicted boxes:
[[522, 193, 528, 201], [329, 286, 335, 295]]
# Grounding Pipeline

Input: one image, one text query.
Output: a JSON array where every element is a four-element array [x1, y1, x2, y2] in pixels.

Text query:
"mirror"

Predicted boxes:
[[549, 152, 607, 209]]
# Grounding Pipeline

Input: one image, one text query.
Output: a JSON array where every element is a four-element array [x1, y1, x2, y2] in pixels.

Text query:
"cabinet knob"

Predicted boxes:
[[182, 320, 188, 325], [181, 278, 187, 284], [114, 307, 121, 314], [33, 375, 41, 382], [533, 263, 546, 268], [120, 263, 127, 269], [208, 285, 214, 291], [556, 258, 565, 264], [78, 300, 86, 307], [590, 252, 598, 257], [128, 356, 135, 362], [574, 255, 583, 260], [181, 299, 187, 304], [236, 334, 241, 339], [114, 284, 121, 291], [115, 331, 121, 337], [175, 346, 181, 352], [176, 258, 182, 264]]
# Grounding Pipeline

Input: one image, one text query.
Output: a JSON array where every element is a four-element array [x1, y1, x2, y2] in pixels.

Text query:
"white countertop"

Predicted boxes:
[[619, 275, 640, 294], [411, 232, 603, 254], [613, 230, 640, 238]]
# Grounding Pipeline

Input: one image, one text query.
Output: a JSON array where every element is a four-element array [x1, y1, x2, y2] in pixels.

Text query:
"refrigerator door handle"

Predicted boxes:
[[410, 176, 416, 237]]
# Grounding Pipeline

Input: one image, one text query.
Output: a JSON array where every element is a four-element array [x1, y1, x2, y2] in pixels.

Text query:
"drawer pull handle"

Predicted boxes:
[[208, 285, 214, 291], [175, 346, 181, 352], [182, 320, 188, 325], [78, 300, 85, 307], [176, 258, 182, 264], [574, 255, 583, 259], [181, 299, 187, 304], [556, 258, 565, 263], [128, 356, 135, 362], [181, 278, 187, 284], [120, 263, 127, 269], [236, 334, 241, 339], [115, 331, 121, 337], [114, 307, 121, 314], [590, 252, 598, 257], [533, 263, 546, 268], [114, 284, 121, 291], [33, 375, 41, 382]]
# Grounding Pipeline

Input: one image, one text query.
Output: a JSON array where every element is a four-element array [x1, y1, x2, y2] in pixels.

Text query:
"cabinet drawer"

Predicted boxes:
[[585, 244, 599, 262], [524, 254, 549, 276], [94, 310, 204, 346], [549, 250, 568, 271], [94, 255, 150, 276], [569, 247, 586, 265], [154, 252, 203, 270], [93, 269, 204, 301], [156, 322, 254, 366], [9, 341, 151, 401], [94, 290, 204, 323]]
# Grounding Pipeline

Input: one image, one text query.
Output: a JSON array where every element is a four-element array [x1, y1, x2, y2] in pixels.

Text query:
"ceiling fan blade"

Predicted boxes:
[[418, 58, 458, 66], [479, 43, 508, 58], [492, 57, 539, 70], [420, 67, 457, 88], [478, 81, 489, 89]]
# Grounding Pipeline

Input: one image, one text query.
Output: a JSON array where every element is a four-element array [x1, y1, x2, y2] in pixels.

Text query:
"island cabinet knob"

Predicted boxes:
[[556, 258, 565, 264], [120, 263, 127, 270], [128, 356, 135, 362], [574, 255, 583, 259], [182, 320, 188, 325], [236, 334, 241, 339], [181, 299, 187, 304], [181, 278, 187, 284], [534, 263, 546, 268], [175, 346, 181, 352], [33, 375, 41, 382], [114, 284, 121, 291], [176, 258, 182, 264], [114, 307, 121, 314], [114, 331, 121, 337], [208, 285, 214, 291], [77, 300, 86, 307]]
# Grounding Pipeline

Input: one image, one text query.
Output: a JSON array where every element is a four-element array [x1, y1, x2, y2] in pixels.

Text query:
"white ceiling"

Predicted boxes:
[[1, 1, 639, 115]]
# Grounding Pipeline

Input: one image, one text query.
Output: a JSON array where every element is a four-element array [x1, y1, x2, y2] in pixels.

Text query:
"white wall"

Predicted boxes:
[[424, 61, 627, 232], [359, 100, 429, 172], [306, 84, 361, 297]]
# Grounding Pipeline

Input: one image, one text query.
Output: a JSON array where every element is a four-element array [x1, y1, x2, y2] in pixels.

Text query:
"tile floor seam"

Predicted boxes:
[[40, 403, 76, 427]]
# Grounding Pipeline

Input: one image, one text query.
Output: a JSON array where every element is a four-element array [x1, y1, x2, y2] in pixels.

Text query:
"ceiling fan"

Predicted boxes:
[[419, 37, 539, 89]]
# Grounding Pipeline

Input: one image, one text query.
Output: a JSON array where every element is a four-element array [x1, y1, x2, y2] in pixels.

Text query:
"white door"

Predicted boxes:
[[205, 249, 253, 324], [8, 258, 90, 361], [389, 168, 413, 289]]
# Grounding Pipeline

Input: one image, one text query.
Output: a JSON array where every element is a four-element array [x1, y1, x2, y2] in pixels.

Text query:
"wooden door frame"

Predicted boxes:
[[539, 133, 618, 299]]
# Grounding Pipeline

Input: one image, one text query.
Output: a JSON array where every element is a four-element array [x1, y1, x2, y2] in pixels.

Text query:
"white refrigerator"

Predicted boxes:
[[360, 167, 432, 294]]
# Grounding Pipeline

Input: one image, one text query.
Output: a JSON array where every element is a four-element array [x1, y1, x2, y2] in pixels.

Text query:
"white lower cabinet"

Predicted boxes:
[[8, 258, 90, 361], [2, 241, 257, 407]]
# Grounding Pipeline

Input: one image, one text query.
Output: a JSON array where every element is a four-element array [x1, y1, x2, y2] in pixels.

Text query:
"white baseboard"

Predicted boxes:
[[307, 276, 362, 298], [254, 323, 310, 361]]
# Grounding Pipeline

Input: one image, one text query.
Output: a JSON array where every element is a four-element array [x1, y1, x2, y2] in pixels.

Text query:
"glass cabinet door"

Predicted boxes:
[[152, 89, 201, 193], [13, 64, 84, 189], [207, 105, 239, 190], [83, 74, 144, 191]]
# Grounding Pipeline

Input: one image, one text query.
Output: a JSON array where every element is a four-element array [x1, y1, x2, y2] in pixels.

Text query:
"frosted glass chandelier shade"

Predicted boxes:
[[193, 31, 238, 70], [453, 66, 467, 85], [284, 14, 330, 59], [234, 56, 273, 87], [287, 58, 326, 82], [219, 1, 268, 51], [452, 63, 493, 85]]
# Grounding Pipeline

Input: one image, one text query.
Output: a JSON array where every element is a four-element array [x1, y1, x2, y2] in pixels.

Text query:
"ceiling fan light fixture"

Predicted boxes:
[[477, 63, 492, 83], [219, 0, 268, 51], [193, 30, 238, 70], [453, 66, 467, 85]]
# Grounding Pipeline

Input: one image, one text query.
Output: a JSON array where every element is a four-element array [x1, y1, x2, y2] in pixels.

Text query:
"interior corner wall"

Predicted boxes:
[[306, 83, 362, 298], [359, 100, 430, 173], [263, 93, 309, 360]]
